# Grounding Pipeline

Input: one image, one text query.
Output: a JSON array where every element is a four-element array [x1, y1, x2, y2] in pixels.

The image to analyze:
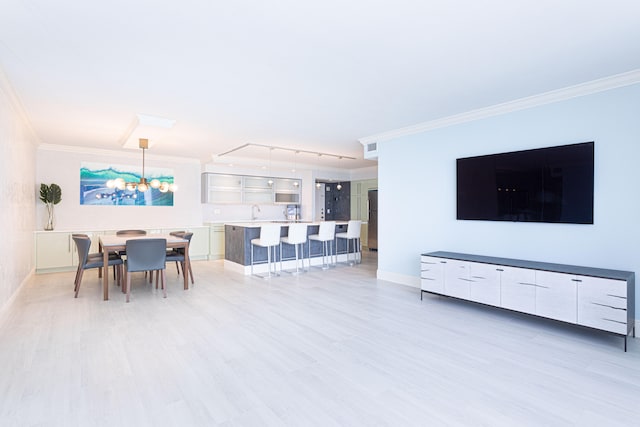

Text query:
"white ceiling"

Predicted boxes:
[[1, 0, 639, 170]]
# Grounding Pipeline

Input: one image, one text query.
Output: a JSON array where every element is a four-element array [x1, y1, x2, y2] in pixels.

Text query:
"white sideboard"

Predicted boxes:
[[421, 251, 635, 351]]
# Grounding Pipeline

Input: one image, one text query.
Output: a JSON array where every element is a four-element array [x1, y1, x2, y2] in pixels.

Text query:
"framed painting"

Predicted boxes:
[[80, 162, 175, 206]]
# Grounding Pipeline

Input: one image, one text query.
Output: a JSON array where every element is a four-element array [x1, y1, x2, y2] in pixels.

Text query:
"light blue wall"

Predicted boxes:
[[378, 84, 640, 309]]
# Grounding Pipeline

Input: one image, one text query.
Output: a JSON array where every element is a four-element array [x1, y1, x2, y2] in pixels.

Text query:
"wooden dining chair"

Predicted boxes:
[[72, 234, 123, 298], [123, 238, 167, 302]]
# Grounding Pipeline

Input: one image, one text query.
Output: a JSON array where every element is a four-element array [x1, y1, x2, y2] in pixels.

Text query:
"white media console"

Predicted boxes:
[[420, 251, 635, 351]]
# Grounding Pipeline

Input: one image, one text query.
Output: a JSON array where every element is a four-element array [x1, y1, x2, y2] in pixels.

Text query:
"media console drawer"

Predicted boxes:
[[420, 251, 635, 351]]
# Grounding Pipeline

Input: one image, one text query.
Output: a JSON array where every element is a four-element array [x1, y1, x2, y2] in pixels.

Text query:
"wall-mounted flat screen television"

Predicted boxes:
[[456, 142, 594, 224]]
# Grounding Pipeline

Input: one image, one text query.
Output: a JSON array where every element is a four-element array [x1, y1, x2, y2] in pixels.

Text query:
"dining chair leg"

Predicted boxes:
[[177, 261, 194, 285], [162, 270, 167, 298], [175, 261, 180, 275], [73, 267, 81, 292], [74, 268, 85, 298], [126, 270, 131, 303]]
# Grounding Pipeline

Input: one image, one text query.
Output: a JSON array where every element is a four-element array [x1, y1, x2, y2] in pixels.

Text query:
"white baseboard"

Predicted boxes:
[[376, 269, 420, 288], [0, 268, 34, 325]]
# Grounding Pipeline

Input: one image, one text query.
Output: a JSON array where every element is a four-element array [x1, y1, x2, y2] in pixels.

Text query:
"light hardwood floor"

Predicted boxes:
[[0, 252, 638, 426]]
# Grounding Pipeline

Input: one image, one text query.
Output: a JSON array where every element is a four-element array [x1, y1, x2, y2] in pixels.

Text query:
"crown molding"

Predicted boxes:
[[37, 143, 201, 164], [359, 69, 640, 145]]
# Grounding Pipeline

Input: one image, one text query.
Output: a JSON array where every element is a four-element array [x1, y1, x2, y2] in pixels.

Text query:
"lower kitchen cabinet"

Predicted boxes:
[[209, 224, 225, 260]]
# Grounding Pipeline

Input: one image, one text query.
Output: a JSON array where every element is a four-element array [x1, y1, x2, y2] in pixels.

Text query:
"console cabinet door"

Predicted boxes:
[[468, 262, 501, 306], [420, 256, 445, 294], [36, 232, 74, 270], [444, 260, 470, 299], [535, 271, 577, 323], [577, 276, 628, 334], [500, 266, 536, 315]]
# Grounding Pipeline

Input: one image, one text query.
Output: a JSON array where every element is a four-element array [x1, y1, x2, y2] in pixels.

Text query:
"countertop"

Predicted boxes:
[[225, 221, 349, 228]]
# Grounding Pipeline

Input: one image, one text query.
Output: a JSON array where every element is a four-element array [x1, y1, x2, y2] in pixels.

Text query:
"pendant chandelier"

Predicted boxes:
[[106, 138, 177, 193]]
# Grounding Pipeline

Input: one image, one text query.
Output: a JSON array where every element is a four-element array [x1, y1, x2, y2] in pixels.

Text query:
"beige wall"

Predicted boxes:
[[0, 69, 37, 312]]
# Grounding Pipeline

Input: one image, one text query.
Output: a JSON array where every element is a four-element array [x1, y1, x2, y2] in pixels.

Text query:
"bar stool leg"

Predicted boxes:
[[267, 245, 271, 278]]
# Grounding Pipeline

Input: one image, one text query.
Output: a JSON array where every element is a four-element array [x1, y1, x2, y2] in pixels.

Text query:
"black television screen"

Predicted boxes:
[[456, 142, 594, 224]]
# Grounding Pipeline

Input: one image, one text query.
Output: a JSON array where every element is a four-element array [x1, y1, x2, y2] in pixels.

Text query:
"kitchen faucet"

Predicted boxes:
[[251, 204, 261, 220]]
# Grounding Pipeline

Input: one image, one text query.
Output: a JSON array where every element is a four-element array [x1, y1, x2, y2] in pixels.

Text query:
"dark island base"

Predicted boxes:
[[225, 223, 357, 273]]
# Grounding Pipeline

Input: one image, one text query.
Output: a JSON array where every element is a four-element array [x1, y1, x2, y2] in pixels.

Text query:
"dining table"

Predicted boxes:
[[99, 234, 190, 301]]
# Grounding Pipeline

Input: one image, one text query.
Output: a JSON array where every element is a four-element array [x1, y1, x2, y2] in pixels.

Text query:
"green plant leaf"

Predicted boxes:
[[50, 183, 62, 205], [39, 183, 49, 204], [39, 183, 62, 205]]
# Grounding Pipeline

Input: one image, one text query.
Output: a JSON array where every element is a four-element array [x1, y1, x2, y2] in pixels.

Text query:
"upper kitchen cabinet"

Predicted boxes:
[[201, 173, 243, 204], [201, 173, 301, 205], [273, 178, 301, 204], [243, 176, 274, 204]]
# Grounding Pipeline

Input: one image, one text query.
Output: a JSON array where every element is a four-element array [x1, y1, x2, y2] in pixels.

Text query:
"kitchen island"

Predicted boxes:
[[224, 222, 354, 274]]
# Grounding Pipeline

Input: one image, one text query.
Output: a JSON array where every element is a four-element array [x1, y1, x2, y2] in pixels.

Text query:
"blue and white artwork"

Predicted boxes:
[[80, 162, 175, 206]]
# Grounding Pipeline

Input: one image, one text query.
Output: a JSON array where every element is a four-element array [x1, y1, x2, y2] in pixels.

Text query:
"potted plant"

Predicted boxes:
[[39, 183, 62, 230]]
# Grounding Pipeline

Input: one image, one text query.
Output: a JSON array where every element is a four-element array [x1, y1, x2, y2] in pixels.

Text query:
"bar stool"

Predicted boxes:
[[308, 221, 336, 269], [280, 223, 308, 274], [251, 224, 282, 278], [335, 220, 362, 265]]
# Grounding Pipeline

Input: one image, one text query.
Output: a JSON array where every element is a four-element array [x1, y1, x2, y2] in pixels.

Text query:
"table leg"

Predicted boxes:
[[183, 243, 190, 290], [103, 249, 109, 300], [98, 242, 103, 278]]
